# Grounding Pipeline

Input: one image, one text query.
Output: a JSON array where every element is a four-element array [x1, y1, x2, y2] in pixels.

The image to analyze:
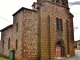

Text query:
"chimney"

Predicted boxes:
[[32, 2, 42, 11]]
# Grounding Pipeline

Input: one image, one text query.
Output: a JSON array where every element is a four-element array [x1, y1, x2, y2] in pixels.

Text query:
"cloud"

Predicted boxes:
[[74, 27, 78, 31], [69, 1, 80, 6], [69, 1, 80, 40]]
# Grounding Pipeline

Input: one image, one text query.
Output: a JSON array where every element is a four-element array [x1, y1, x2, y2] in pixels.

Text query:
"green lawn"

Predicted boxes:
[[0, 56, 9, 60]]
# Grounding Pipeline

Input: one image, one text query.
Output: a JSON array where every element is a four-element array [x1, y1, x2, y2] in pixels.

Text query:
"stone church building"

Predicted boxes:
[[0, 0, 74, 60]]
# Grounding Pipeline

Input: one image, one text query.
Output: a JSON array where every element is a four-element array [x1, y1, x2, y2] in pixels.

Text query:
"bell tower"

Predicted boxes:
[[53, 0, 68, 7], [37, 0, 51, 4], [37, 0, 69, 8]]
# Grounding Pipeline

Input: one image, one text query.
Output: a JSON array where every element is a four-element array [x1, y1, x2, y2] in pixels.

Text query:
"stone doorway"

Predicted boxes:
[[56, 41, 63, 57], [56, 46, 61, 57]]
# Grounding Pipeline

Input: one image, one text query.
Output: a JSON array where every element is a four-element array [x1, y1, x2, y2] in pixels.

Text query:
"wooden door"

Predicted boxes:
[[56, 46, 61, 57], [9, 50, 15, 60]]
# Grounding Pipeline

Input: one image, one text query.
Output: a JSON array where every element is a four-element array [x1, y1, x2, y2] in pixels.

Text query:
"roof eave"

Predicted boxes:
[[12, 7, 37, 16], [0, 24, 13, 32]]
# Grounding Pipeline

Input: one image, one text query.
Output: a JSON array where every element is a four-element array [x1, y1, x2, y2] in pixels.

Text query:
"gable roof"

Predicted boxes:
[[13, 7, 37, 16], [0, 7, 37, 32], [0, 24, 13, 32]]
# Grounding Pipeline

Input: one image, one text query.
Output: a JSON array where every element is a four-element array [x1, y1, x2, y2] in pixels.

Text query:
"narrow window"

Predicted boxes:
[[2, 40, 4, 48], [60, 19, 63, 31], [8, 38, 10, 49], [16, 23, 18, 32], [56, 18, 63, 31], [66, 20, 68, 28], [48, 15, 50, 25], [16, 40, 18, 50], [56, 18, 59, 30]]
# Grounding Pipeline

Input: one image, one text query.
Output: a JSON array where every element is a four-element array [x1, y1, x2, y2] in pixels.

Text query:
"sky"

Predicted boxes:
[[0, 0, 80, 41]]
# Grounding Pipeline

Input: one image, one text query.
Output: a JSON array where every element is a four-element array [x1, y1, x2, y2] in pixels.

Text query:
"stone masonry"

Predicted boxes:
[[0, 0, 74, 60]]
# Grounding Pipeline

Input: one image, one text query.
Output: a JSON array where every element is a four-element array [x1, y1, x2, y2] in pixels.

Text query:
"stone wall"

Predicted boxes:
[[13, 10, 23, 60], [39, 1, 74, 59], [21, 9, 39, 60], [0, 9, 24, 59], [1, 26, 13, 57], [0, 0, 74, 60]]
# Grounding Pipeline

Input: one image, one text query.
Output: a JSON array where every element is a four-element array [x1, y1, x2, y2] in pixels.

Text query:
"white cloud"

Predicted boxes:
[[69, 2, 80, 40], [0, 0, 80, 40], [0, 0, 36, 40], [70, 5, 80, 14], [69, 0, 80, 2], [0, 0, 36, 29]]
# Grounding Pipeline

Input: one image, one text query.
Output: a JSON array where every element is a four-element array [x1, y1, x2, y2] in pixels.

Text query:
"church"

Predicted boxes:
[[0, 0, 74, 60]]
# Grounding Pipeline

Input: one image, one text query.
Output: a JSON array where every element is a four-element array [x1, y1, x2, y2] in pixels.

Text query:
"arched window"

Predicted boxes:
[[56, 18, 59, 30], [8, 38, 10, 49], [52, 0, 54, 2], [2, 40, 4, 48], [61, 0, 65, 4], [60, 19, 63, 31], [56, 0, 59, 2], [16, 40, 18, 50], [56, 18, 63, 31], [16, 23, 18, 32]]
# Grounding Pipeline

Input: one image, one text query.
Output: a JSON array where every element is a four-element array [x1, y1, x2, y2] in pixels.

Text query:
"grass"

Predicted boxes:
[[0, 56, 9, 60]]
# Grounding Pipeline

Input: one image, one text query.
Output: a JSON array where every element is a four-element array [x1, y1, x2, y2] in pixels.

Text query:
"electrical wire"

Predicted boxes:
[[0, 16, 13, 23]]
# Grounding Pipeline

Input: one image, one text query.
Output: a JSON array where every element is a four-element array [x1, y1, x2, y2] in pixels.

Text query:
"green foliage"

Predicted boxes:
[[0, 56, 9, 60]]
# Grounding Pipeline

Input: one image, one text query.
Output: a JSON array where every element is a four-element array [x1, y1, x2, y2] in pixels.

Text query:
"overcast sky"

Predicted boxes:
[[0, 0, 80, 41]]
